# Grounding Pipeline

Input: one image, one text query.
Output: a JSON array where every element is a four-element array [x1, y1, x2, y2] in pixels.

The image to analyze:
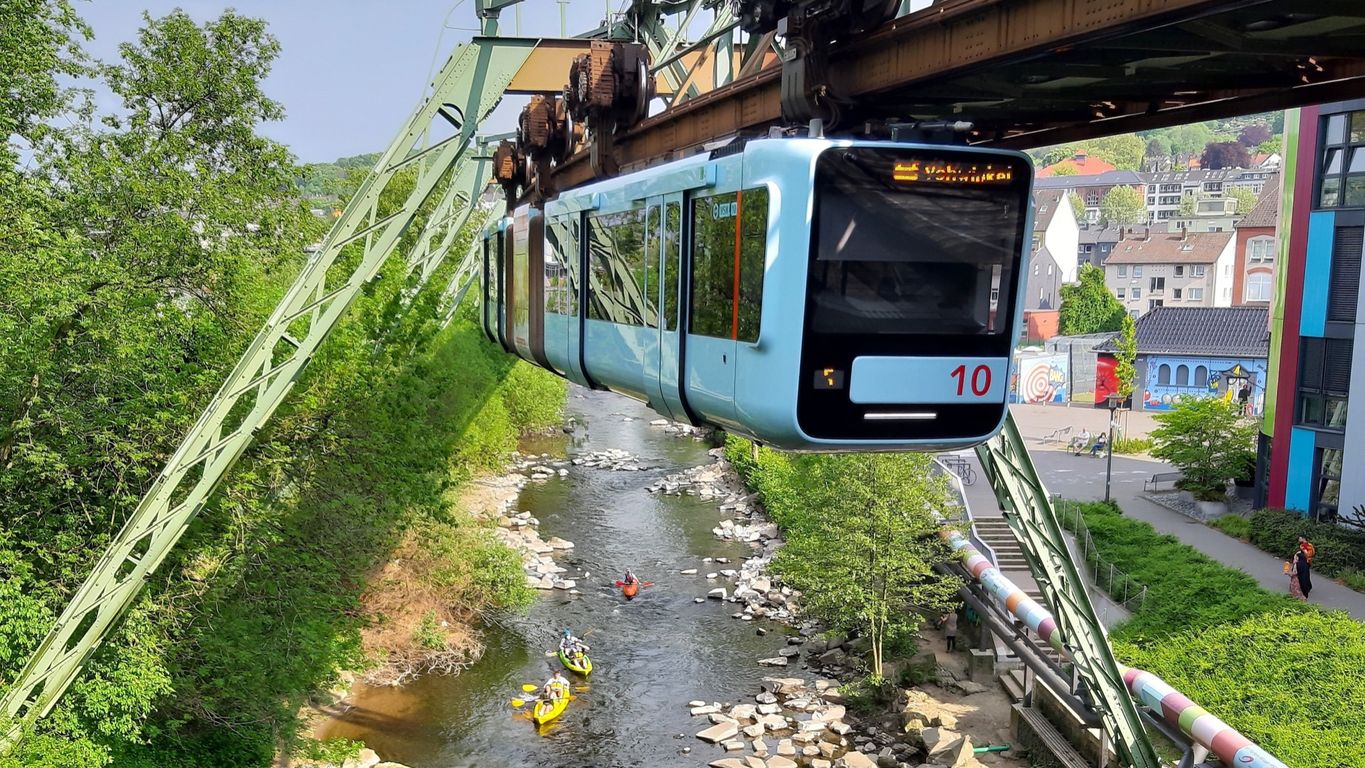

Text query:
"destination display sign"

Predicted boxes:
[[891, 159, 1016, 185]]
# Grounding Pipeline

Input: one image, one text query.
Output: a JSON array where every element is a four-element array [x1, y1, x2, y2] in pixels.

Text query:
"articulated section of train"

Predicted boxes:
[[482, 137, 1035, 450]]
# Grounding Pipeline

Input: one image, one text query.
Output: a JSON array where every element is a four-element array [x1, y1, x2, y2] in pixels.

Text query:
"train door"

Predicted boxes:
[[640, 200, 670, 417], [654, 193, 689, 422]]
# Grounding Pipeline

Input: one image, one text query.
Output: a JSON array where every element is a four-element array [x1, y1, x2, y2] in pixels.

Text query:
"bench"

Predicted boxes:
[[1041, 426, 1073, 444], [1144, 472, 1182, 492]]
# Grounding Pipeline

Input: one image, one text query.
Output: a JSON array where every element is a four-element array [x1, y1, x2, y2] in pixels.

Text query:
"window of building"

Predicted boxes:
[[1148, 196, 1156, 205], [1173, 288, 1183, 300], [1174, 265, 1184, 277], [1244, 273, 1273, 302], [1193, 265, 1206, 277], [1150, 277, 1166, 292], [1190, 287, 1204, 300], [1086, 190, 1101, 206], [1034, 264, 1039, 276], [1204, 182, 1223, 193], [1132, 287, 1142, 299], [1328, 226, 1362, 322], [1297, 337, 1353, 431], [1117, 265, 1127, 277], [1117, 289, 1126, 299], [1248, 236, 1276, 263], [1316, 448, 1343, 521], [1318, 111, 1365, 208], [691, 188, 767, 341], [1194, 365, 1208, 387], [1161, 184, 1181, 194], [1047, 264, 1053, 276], [1133, 265, 1144, 277], [1149, 299, 1163, 310], [1157, 364, 1171, 385], [1175, 364, 1189, 386]]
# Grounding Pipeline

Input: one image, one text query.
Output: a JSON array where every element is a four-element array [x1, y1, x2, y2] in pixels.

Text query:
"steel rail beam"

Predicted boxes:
[[548, 0, 1365, 188], [0, 38, 537, 744], [976, 415, 1161, 768]]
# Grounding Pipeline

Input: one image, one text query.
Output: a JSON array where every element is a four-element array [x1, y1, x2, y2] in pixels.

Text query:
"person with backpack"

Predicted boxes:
[[1298, 536, 1315, 564]]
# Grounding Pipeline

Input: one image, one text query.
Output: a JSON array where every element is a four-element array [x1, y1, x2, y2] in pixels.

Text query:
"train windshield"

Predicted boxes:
[[810, 148, 1031, 336]]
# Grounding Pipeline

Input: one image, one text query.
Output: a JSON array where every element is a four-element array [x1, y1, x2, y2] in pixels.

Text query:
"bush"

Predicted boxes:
[[1208, 514, 1251, 540], [1111, 436, 1152, 455], [1058, 502, 1307, 642], [1150, 399, 1256, 501], [1248, 508, 1365, 578], [1341, 570, 1365, 593], [1115, 611, 1365, 768]]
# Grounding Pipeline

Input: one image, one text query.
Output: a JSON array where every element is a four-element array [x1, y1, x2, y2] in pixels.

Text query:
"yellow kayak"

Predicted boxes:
[[558, 649, 592, 675], [532, 694, 569, 725]]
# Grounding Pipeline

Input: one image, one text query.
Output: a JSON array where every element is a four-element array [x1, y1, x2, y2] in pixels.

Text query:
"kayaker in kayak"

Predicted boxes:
[[559, 629, 590, 663], [541, 670, 569, 702], [623, 570, 639, 587]]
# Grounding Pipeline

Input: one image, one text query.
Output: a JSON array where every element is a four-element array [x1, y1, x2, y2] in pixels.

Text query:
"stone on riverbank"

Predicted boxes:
[[758, 656, 788, 667], [697, 722, 739, 743]]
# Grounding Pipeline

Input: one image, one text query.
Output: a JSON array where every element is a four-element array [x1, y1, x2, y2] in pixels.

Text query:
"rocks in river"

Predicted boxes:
[[572, 448, 649, 471], [755, 692, 778, 705], [698, 722, 740, 743], [691, 704, 722, 715], [758, 656, 789, 667], [681, 568, 699, 575], [708, 588, 728, 600]]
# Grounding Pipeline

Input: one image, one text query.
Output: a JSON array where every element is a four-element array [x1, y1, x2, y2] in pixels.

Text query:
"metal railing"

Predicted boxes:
[[1054, 499, 1149, 612]]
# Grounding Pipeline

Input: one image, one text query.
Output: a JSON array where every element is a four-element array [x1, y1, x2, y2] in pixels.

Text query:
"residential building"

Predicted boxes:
[[1026, 190, 1079, 310], [1102, 230, 1236, 316], [1076, 225, 1123, 269], [1094, 306, 1269, 414], [1144, 168, 1276, 222], [1037, 151, 1116, 178], [1260, 102, 1365, 521], [1034, 170, 1145, 225], [1170, 196, 1240, 233], [1232, 178, 1280, 306]]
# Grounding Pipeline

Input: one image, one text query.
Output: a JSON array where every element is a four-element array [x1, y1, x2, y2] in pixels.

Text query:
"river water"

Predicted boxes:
[[317, 387, 793, 767]]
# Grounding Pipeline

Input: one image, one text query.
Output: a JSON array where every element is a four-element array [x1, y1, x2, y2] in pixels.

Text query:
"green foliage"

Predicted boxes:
[[1057, 502, 1307, 642], [1114, 313, 1137, 399], [1066, 191, 1086, 223], [1247, 509, 1365, 578], [1227, 186, 1258, 215], [1058, 264, 1125, 336], [1208, 514, 1251, 540], [295, 152, 381, 201], [1178, 192, 1198, 217], [0, 0, 89, 159], [1083, 134, 1145, 170], [839, 674, 895, 716], [1098, 186, 1146, 227], [725, 438, 960, 677], [1115, 611, 1365, 768], [1050, 164, 1078, 176], [1110, 435, 1151, 455], [1150, 398, 1257, 501], [0, 7, 564, 766], [1142, 123, 1215, 157], [1255, 138, 1280, 157], [416, 612, 446, 650], [1144, 137, 1170, 159], [1341, 570, 1365, 593]]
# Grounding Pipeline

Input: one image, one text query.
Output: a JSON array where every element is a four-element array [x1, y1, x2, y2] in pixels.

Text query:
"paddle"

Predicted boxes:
[[613, 580, 653, 587]]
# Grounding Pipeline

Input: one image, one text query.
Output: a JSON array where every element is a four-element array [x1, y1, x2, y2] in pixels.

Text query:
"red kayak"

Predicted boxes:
[[622, 581, 639, 599]]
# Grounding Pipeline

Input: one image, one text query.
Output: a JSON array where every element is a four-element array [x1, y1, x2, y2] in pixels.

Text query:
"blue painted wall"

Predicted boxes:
[[1139, 354, 1268, 414], [1285, 426, 1318, 513], [1300, 211, 1335, 337]]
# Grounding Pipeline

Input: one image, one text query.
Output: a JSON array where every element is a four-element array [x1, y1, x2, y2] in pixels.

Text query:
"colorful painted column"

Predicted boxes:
[[944, 530, 1289, 768]]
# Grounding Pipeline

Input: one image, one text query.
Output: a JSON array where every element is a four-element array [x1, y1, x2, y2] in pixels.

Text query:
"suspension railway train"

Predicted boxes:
[[480, 138, 1034, 450]]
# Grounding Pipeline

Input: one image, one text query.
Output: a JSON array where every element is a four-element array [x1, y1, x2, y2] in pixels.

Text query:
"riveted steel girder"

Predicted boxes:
[[976, 416, 1161, 768], [0, 37, 538, 745]]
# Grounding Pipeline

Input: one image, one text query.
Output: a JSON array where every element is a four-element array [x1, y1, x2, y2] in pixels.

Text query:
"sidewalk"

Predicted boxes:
[[958, 444, 1365, 622]]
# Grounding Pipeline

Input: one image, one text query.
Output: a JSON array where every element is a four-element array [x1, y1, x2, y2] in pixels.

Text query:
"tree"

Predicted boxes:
[[1255, 138, 1280, 158], [1238, 124, 1272, 147], [1051, 164, 1078, 176], [1084, 134, 1145, 170], [1202, 141, 1252, 169], [1150, 399, 1258, 501], [1067, 191, 1087, 224], [773, 453, 959, 680], [1114, 313, 1137, 400], [0, 0, 89, 160], [1099, 186, 1146, 227], [1227, 186, 1258, 215], [1178, 192, 1198, 217], [1145, 137, 1171, 159], [1058, 264, 1126, 335]]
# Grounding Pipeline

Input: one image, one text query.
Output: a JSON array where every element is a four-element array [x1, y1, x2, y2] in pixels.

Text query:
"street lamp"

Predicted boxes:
[[1104, 393, 1123, 504]]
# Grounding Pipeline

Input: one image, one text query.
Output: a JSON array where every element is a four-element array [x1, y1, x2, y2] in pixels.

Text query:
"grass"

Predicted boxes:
[[1111, 435, 1153, 455], [1208, 513, 1251, 540], [1340, 570, 1365, 593]]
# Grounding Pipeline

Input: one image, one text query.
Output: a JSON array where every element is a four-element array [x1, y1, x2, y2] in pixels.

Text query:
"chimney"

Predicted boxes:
[[1073, 150, 1087, 166], [1181, 224, 1188, 241]]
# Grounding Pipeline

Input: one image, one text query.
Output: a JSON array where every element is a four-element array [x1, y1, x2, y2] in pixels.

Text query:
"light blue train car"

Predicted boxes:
[[483, 137, 1034, 450]]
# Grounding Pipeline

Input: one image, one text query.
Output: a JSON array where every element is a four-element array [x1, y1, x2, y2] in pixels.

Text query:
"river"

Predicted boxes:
[[316, 387, 794, 767]]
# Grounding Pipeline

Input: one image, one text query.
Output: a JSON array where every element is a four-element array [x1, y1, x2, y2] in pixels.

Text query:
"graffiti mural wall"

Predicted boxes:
[[1011, 353, 1069, 404], [1140, 354, 1268, 415]]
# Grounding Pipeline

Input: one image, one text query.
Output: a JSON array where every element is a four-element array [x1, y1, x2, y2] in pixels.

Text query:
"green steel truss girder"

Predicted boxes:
[[0, 36, 537, 738], [403, 140, 496, 290], [976, 415, 1161, 768]]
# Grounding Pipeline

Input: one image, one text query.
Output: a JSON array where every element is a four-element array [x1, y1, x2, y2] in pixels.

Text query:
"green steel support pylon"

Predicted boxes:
[[976, 414, 1162, 768], [0, 37, 538, 744]]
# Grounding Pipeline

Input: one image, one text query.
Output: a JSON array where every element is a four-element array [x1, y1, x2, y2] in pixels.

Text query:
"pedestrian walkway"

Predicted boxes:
[[958, 445, 1365, 622]]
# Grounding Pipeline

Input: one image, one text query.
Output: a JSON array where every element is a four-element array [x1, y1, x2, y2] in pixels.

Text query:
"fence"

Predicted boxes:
[[1053, 499, 1149, 612]]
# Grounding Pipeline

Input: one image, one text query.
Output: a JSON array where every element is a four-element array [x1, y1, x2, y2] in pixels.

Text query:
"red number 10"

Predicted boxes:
[[951, 364, 992, 397]]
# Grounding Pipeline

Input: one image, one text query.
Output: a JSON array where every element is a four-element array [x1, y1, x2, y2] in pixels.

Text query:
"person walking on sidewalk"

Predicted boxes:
[[1292, 548, 1313, 600]]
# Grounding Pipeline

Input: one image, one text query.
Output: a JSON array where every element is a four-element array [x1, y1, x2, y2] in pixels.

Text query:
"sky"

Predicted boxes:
[[77, 0, 626, 162]]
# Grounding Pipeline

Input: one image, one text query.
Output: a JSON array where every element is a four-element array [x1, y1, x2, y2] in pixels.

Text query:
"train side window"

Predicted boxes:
[[645, 205, 661, 329], [663, 201, 680, 331], [690, 188, 768, 341], [586, 206, 649, 325], [546, 215, 579, 315]]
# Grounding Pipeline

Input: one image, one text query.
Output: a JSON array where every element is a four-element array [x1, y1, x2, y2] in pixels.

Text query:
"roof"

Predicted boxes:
[[1038, 154, 1116, 178], [1033, 189, 1065, 232], [1078, 226, 1125, 245], [1102, 231, 1233, 265], [1035, 170, 1146, 190], [1237, 175, 1281, 229], [1097, 306, 1269, 357]]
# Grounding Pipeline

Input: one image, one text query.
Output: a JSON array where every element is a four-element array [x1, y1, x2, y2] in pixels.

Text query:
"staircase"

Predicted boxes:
[[972, 518, 1030, 571]]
